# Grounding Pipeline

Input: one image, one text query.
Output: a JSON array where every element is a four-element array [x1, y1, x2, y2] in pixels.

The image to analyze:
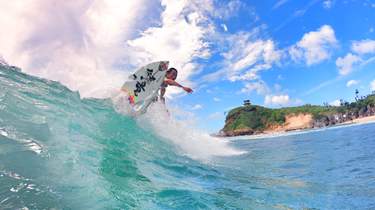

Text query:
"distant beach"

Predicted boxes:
[[225, 115, 375, 140], [348, 115, 375, 124]]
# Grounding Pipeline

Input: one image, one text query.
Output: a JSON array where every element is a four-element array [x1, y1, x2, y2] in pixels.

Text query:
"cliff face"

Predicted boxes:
[[221, 112, 315, 136], [264, 113, 313, 133], [220, 95, 375, 137]]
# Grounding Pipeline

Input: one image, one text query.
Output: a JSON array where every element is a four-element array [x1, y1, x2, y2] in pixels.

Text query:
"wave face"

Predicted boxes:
[[0, 65, 241, 209], [2, 64, 375, 210]]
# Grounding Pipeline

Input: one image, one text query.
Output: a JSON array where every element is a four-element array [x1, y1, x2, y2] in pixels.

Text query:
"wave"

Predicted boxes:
[[112, 86, 244, 160], [0, 64, 242, 209]]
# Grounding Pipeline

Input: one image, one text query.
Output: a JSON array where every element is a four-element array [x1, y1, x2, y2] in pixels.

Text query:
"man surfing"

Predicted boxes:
[[119, 61, 193, 115], [159, 67, 193, 103]]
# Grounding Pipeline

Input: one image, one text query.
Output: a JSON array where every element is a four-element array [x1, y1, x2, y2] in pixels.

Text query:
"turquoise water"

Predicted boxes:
[[1, 64, 375, 209]]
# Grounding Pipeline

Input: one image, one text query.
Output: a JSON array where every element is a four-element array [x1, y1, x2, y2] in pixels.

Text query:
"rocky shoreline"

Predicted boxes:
[[218, 98, 375, 137]]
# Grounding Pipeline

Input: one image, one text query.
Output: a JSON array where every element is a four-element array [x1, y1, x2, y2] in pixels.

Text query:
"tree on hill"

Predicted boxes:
[[355, 89, 360, 101], [340, 99, 344, 106]]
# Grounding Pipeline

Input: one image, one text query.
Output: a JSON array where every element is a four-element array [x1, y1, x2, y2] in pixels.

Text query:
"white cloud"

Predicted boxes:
[[346, 80, 359, 87], [371, 80, 375, 91], [289, 25, 337, 66], [221, 24, 228, 32], [126, 0, 216, 96], [240, 81, 269, 95], [351, 39, 375, 55], [208, 112, 222, 120], [213, 0, 243, 19], [336, 53, 362, 75], [229, 69, 260, 81], [323, 0, 333, 9], [202, 28, 282, 85], [220, 32, 282, 82], [0, 0, 217, 98], [329, 99, 341, 107], [264, 94, 290, 106], [273, 0, 289, 10], [0, 0, 154, 98], [213, 97, 221, 102], [277, 75, 284, 80], [191, 104, 203, 110], [303, 77, 339, 96]]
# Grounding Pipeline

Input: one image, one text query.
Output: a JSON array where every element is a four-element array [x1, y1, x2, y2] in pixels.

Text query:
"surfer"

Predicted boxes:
[[159, 68, 193, 103]]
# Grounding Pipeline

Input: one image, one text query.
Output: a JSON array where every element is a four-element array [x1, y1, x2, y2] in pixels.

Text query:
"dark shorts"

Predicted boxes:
[[161, 82, 168, 88]]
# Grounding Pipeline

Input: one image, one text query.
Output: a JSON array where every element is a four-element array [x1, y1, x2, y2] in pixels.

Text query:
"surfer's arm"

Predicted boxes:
[[164, 79, 193, 93]]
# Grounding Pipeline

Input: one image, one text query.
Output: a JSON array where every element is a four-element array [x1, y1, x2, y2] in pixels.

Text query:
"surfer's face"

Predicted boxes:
[[166, 70, 177, 80]]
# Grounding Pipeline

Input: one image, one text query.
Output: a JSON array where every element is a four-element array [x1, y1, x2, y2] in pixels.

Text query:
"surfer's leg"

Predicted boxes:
[[159, 87, 166, 103]]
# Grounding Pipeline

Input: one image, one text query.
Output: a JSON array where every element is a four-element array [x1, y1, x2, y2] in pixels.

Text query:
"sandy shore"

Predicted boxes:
[[350, 115, 375, 124]]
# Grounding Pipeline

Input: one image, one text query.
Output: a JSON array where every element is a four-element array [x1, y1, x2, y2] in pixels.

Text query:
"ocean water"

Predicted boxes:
[[1, 64, 375, 210]]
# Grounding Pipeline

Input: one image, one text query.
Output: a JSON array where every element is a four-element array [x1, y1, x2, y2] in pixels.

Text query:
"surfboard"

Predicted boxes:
[[121, 61, 169, 115]]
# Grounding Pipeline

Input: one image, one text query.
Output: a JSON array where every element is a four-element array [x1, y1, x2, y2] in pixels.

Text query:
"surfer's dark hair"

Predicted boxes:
[[167, 68, 178, 79], [167, 68, 178, 74]]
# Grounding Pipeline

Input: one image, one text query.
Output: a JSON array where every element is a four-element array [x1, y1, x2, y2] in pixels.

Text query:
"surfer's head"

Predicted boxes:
[[166, 68, 178, 80]]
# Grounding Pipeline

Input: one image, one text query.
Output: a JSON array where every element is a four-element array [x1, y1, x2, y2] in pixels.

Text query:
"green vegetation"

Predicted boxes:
[[222, 93, 375, 135]]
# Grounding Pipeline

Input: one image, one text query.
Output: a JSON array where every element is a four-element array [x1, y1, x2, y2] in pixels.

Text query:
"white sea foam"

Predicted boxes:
[[0, 54, 8, 66], [111, 92, 135, 116], [0, 127, 43, 154], [137, 102, 245, 160], [111, 92, 245, 160]]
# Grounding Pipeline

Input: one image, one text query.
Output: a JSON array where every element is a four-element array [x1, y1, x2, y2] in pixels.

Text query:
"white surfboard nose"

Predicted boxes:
[[122, 61, 170, 115]]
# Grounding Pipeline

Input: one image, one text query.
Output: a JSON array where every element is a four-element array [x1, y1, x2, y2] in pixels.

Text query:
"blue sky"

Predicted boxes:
[[0, 0, 375, 132], [174, 0, 375, 132]]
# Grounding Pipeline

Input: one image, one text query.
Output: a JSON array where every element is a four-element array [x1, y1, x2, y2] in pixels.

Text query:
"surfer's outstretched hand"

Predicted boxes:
[[183, 86, 193, 93]]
